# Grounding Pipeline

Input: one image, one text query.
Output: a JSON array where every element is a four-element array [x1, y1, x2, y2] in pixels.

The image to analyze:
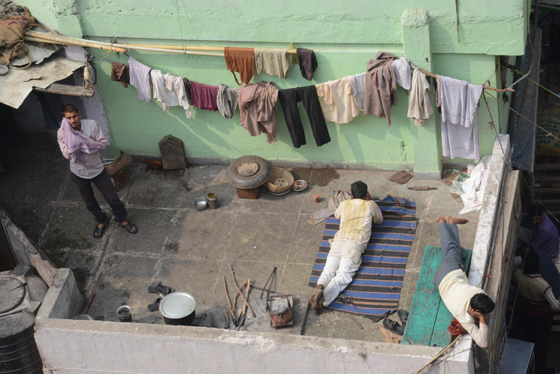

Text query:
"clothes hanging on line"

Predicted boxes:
[[407, 68, 433, 126], [224, 47, 255, 86], [128, 57, 151, 103], [364, 51, 398, 125], [296, 48, 317, 81], [183, 78, 192, 102], [216, 84, 239, 119], [190, 82, 219, 112], [349, 73, 366, 111], [440, 75, 483, 162], [255, 48, 292, 79], [238, 81, 279, 143], [111, 62, 129, 88], [165, 74, 191, 118], [277, 85, 330, 148], [392, 57, 411, 90], [151, 69, 181, 111], [315, 76, 360, 124]]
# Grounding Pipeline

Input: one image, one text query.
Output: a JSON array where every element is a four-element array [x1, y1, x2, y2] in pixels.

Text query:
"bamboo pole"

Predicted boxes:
[[25, 31, 127, 53], [25, 31, 223, 56], [113, 43, 297, 54]]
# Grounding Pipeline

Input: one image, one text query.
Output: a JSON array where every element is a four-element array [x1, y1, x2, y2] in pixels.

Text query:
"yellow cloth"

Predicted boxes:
[[316, 76, 361, 124], [333, 199, 383, 250]]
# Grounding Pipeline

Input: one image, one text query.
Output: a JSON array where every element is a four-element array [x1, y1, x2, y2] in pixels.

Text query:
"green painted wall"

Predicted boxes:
[[21, 0, 528, 172]]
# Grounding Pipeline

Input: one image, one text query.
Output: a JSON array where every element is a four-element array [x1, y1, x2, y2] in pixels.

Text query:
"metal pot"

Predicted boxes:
[[159, 292, 196, 326]]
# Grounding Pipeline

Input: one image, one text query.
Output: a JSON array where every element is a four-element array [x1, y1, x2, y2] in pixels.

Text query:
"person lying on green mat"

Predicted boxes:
[[433, 216, 495, 348], [308, 181, 383, 315]]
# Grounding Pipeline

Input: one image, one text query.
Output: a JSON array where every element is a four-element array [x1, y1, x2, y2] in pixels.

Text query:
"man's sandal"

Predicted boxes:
[[383, 318, 404, 335], [119, 221, 138, 234], [93, 219, 110, 239]]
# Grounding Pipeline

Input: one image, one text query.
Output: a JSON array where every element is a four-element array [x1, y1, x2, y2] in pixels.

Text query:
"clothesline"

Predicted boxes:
[[26, 30, 512, 93], [412, 65, 515, 94]]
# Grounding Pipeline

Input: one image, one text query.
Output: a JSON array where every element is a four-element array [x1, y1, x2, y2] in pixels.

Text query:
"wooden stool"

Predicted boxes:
[[104, 153, 132, 192]]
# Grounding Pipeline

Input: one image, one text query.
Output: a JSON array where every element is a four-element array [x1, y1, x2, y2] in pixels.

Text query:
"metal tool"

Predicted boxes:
[[300, 301, 311, 335], [260, 266, 277, 299]]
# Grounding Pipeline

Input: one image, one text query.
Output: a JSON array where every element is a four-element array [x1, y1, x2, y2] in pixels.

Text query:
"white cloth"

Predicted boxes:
[[57, 119, 106, 179], [165, 74, 192, 118], [438, 269, 489, 348], [459, 156, 491, 214], [151, 69, 177, 111], [440, 75, 483, 162], [128, 57, 151, 102], [349, 73, 366, 111], [391, 57, 411, 90], [407, 68, 433, 126], [318, 241, 361, 306]]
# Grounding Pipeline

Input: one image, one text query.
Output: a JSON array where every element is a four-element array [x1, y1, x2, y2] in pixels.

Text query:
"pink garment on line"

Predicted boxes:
[[190, 82, 219, 111], [58, 118, 106, 167]]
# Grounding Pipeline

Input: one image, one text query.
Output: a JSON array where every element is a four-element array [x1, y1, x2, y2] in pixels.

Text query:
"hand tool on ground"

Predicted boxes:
[[300, 301, 311, 335], [351, 316, 364, 329], [407, 186, 437, 191], [228, 264, 256, 317], [260, 266, 277, 298]]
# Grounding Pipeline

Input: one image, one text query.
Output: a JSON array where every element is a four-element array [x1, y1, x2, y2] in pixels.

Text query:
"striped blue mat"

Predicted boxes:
[[308, 195, 417, 320]]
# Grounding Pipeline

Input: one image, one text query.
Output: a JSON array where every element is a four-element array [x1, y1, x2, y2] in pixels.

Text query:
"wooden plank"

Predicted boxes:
[[34, 83, 94, 97], [430, 249, 472, 347], [402, 246, 442, 346]]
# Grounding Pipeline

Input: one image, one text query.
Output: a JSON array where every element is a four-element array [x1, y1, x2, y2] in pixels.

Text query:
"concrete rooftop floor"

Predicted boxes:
[[0, 132, 481, 343]]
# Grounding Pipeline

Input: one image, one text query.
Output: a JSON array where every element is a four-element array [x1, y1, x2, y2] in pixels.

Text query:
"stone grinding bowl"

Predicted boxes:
[[194, 197, 208, 210]]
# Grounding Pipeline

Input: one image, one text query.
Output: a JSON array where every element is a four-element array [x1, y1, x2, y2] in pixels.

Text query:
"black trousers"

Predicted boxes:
[[277, 86, 331, 148], [71, 169, 128, 224]]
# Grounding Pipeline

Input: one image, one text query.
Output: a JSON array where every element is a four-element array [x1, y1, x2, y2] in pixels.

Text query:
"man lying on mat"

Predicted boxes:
[[308, 181, 383, 315], [433, 216, 495, 348]]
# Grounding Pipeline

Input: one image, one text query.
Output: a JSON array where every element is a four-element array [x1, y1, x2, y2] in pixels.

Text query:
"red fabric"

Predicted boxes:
[[448, 318, 468, 337]]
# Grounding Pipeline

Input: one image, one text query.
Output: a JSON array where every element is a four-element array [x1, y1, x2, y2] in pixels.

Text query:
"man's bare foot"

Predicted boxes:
[[435, 216, 445, 224], [309, 287, 324, 315], [444, 216, 469, 225]]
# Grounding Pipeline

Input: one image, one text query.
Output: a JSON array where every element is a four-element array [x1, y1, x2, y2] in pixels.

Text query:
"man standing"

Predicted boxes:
[[434, 216, 495, 348], [309, 181, 383, 314], [57, 104, 137, 239]]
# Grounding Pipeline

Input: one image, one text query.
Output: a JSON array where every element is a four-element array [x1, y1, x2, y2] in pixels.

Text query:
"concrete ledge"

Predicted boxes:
[[37, 268, 83, 320], [470, 134, 510, 285], [35, 317, 448, 374]]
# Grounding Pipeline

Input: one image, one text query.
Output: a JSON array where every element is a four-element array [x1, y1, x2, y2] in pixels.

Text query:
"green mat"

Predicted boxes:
[[401, 246, 472, 347]]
